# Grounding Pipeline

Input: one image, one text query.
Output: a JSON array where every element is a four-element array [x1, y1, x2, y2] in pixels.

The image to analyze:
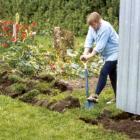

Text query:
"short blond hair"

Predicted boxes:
[[87, 12, 101, 25]]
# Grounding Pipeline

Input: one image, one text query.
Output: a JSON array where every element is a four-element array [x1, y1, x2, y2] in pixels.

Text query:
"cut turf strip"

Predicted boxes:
[[0, 71, 79, 113], [34, 96, 80, 113]]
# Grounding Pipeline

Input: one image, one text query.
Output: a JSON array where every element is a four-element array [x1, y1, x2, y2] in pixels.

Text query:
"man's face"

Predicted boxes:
[[90, 21, 100, 30]]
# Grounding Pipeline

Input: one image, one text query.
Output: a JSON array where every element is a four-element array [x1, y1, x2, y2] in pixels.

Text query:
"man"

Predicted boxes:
[[80, 12, 119, 103]]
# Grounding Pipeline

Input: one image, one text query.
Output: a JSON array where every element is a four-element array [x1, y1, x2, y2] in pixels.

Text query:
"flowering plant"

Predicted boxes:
[[0, 14, 37, 47]]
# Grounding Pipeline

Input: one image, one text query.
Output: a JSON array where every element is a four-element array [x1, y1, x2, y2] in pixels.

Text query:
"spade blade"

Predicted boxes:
[[85, 100, 94, 109]]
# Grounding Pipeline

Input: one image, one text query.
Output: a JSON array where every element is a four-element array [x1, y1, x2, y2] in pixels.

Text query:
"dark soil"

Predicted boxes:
[[42, 89, 52, 95], [0, 71, 13, 94], [80, 110, 140, 139], [8, 93, 18, 98], [53, 80, 73, 92], [34, 74, 55, 82], [39, 74, 55, 82]]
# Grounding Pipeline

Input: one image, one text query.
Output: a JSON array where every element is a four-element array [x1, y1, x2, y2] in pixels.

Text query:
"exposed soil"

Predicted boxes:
[[9, 90, 26, 98], [38, 74, 55, 82], [53, 80, 73, 92], [0, 71, 12, 91], [69, 77, 98, 90], [80, 110, 140, 139], [69, 77, 111, 93]]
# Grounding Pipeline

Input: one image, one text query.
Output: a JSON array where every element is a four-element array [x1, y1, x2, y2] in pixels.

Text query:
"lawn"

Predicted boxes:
[[0, 88, 129, 140]]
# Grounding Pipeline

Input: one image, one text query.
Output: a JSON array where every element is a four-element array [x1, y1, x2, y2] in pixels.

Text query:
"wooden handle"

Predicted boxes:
[[82, 61, 88, 69]]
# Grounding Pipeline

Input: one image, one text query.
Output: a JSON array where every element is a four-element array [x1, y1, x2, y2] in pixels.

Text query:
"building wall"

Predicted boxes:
[[117, 0, 140, 115]]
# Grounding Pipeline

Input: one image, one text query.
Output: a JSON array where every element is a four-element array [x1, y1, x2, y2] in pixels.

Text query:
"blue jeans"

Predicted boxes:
[[95, 60, 117, 96]]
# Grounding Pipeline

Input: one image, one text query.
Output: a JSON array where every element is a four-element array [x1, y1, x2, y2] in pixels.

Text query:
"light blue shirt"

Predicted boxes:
[[84, 20, 119, 61]]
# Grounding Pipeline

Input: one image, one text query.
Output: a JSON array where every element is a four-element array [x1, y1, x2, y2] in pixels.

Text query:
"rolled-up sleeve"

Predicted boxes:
[[84, 26, 94, 48], [94, 27, 110, 53]]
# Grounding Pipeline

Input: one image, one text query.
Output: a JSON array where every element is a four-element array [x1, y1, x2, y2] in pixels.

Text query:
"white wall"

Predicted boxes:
[[117, 0, 140, 115]]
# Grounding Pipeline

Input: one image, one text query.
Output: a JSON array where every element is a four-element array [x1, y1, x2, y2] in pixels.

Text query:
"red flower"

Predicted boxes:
[[21, 32, 27, 41], [3, 20, 13, 25], [0, 20, 37, 45], [2, 26, 10, 32]]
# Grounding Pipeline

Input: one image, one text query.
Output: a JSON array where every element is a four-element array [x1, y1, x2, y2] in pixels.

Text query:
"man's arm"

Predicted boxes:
[[83, 26, 94, 54], [80, 27, 94, 61], [86, 49, 97, 57], [83, 48, 91, 55], [81, 27, 111, 61]]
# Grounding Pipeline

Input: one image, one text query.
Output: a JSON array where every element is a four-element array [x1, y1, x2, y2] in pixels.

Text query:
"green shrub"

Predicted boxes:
[[0, 0, 120, 36]]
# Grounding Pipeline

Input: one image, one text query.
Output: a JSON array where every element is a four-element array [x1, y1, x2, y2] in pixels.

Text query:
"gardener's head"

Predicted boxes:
[[87, 12, 101, 30]]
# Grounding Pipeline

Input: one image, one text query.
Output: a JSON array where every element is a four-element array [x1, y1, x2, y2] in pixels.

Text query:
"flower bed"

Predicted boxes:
[[0, 20, 37, 47]]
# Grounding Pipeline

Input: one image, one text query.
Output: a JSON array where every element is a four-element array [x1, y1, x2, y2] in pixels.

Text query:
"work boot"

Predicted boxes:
[[87, 94, 99, 103]]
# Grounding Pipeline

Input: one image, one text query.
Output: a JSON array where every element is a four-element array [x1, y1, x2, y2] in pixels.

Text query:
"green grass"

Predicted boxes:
[[0, 88, 129, 140]]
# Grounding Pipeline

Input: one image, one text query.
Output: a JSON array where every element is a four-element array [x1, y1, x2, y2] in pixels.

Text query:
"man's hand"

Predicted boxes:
[[80, 48, 97, 62], [80, 55, 88, 62], [80, 54, 92, 62]]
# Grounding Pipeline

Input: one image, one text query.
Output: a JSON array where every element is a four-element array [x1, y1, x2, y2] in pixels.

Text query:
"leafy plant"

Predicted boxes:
[[0, 0, 120, 36]]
